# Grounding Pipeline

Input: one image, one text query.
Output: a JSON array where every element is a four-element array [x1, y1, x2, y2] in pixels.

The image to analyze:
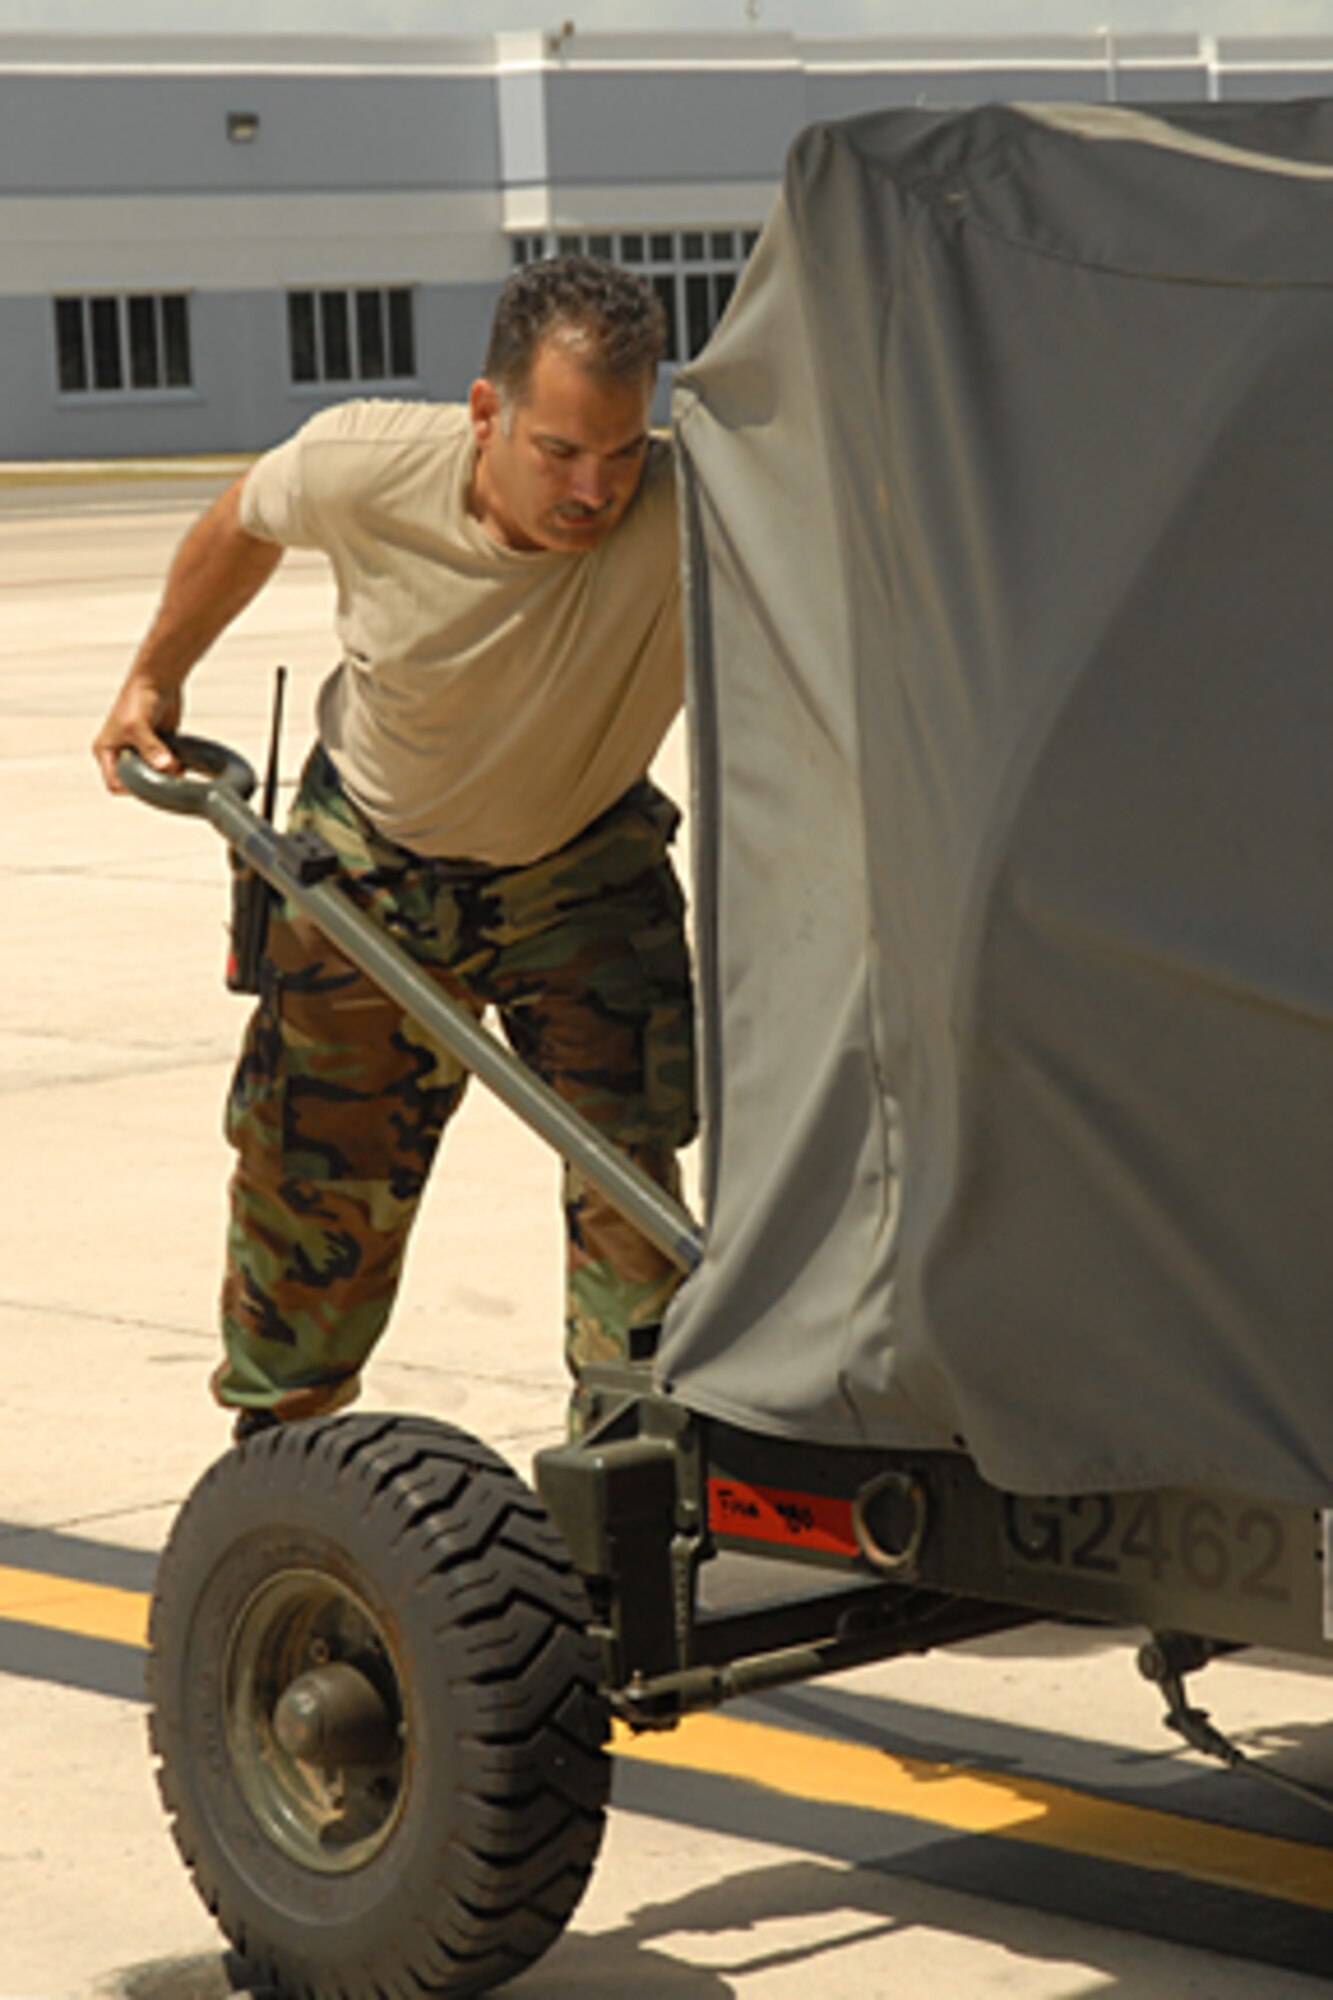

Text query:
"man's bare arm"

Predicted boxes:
[[93, 474, 285, 793]]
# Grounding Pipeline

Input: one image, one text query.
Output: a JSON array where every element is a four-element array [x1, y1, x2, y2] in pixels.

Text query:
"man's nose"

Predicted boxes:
[[568, 456, 612, 509]]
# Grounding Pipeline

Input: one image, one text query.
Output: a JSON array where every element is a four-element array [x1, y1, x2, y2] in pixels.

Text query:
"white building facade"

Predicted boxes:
[[2, 28, 1330, 460]]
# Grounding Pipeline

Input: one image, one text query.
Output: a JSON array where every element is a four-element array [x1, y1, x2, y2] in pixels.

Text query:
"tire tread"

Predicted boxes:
[[148, 1413, 611, 1999]]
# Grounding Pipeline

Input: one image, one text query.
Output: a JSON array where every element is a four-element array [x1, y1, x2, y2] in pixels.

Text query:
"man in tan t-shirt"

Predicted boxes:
[[94, 256, 695, 1439]]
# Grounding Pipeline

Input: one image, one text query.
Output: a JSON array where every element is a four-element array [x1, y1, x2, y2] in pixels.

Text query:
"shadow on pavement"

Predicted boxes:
[[97, 1833, 1333, 1998]]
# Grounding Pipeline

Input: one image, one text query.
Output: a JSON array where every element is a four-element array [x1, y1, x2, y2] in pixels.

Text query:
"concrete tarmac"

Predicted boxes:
[[3, 468, 1333, 2000]]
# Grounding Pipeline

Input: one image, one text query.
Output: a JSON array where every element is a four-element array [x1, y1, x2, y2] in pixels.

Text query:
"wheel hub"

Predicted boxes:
[[224, 1567, 408, 1873], [273, 1660, 399, 1766]]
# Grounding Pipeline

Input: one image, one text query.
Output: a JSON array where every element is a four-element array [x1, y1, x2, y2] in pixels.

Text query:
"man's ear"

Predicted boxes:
[[469, 377, 502, 446]]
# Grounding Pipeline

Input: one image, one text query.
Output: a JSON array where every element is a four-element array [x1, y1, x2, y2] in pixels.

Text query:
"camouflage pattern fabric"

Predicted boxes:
[[215, 746, 697, 1421]]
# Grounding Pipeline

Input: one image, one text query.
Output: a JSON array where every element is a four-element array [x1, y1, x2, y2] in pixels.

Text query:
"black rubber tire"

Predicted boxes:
[[147, 1413, 611, 1999]]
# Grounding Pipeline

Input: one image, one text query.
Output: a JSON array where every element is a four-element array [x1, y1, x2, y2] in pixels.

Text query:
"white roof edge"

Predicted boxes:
[[801, 32, 1206, 59], [0, 30, 501, 69], [0, 26, 1331, 75]]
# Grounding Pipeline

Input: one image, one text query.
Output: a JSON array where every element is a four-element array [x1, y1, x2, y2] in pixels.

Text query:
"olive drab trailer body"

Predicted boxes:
[[131, 97, 1333, 2000]]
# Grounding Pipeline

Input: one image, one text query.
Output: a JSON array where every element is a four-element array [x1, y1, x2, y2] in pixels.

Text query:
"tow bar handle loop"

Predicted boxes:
[[117, 735, 257, 816]]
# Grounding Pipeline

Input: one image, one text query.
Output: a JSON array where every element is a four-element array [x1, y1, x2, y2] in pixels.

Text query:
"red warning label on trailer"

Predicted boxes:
[[707, 1477, 859, 1557]]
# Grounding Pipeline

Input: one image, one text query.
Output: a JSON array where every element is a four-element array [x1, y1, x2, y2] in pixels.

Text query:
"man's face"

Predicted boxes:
[[469, 335, 654, 554]]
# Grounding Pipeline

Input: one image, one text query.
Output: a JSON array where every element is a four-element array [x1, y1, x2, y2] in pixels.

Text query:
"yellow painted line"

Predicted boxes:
[[0, 1565, 149, 1649], [3, 1566, 1329, 1913], [613, 1713, 1333, 1912]]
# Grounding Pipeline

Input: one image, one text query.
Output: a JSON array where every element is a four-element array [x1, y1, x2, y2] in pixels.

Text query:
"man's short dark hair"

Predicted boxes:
[[484, 255, 667, 405]]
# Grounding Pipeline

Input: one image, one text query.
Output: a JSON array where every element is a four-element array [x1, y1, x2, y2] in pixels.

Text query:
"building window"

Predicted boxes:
[[53, 294, 192, 395], [508, 228, 761, 363], [288, 287, 417, 386]]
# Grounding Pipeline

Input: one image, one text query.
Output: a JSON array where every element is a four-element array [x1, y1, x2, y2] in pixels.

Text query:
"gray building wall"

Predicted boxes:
[[1223, 64, 1333, 96], [0, 72, 501, 194], [1, 30, 1330, 461], [0, 283, 497, 461], [541, 69, 808, 186], [0, 38, 511, 458]]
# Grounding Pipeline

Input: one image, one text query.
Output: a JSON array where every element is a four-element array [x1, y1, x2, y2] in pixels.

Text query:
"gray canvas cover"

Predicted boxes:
[[663, 101, 1333, 1502]]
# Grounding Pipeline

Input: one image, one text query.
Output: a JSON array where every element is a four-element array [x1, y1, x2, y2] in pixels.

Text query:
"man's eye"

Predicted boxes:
[[542, 441, 575, 461]]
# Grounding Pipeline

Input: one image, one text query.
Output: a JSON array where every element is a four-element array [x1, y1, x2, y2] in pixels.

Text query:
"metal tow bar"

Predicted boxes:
[[119, 734, 705, 1277]]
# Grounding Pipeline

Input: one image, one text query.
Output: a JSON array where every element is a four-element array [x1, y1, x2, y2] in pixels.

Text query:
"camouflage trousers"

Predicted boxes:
[[215, 745, 697, 1421]]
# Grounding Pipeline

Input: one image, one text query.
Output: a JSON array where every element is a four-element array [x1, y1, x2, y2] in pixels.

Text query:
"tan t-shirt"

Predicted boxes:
[[239, 398, 683, 865]]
